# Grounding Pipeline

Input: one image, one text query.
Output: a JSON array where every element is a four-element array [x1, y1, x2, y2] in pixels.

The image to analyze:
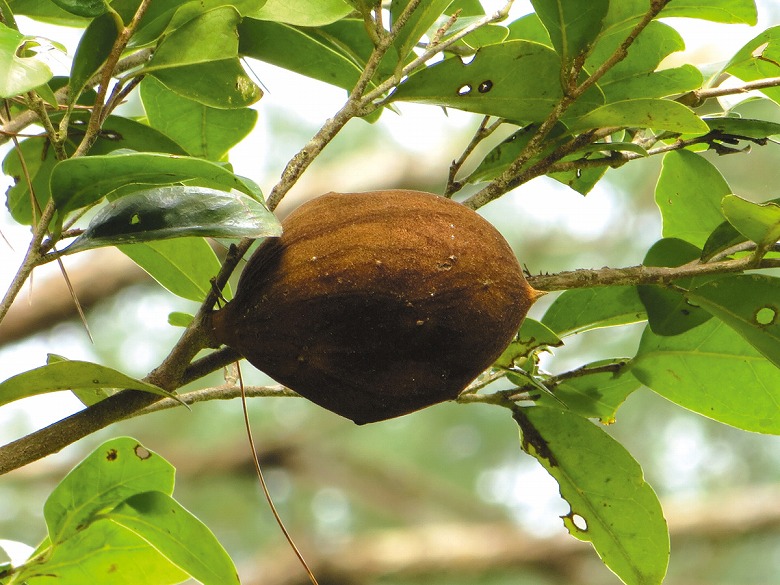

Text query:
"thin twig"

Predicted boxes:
[[445, 116, 504, 197], [679, 75, 780, 107]]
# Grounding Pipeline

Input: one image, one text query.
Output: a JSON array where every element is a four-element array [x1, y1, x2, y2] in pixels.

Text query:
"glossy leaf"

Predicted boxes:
[[140, 74, 257, 161], [108, 491, 240, 585], [721, 194, 780, 248], [50, 151, 258, 218], [687, 275, 780, 370], [637, 238, 713, 336], [724, 25, 780, 105], [655, 150, 731, 248], [531, 0, 608, 65], [536, 359, 640, 424], [251, 0, 352, 26], [0, 359, 173, 410], [145, 6, 261, 108], [632, 318, 780, 433], [118, 237, 229, 302], [49, 0, 107, 17], [603, 0, 756, 36], [567, 98, 708, 134], [18, 521, 188, 585], [506, 12, 551, 45], [515, 406, 669, 585], [65, 186, 282, 253], [0, 23, 56, 97], [541, 286, 646, 336], [391, 41, 604, 123], [43, 437, 175, 544], [68, 11, 119, 102]]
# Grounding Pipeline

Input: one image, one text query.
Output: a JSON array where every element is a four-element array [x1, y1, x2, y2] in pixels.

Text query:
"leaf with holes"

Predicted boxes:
[[632, 318, 780, 433], [721, 194, 780, 249], [391, 40, 604, 123], [64, 186, 282, 253], [687, 275, 780, 370], [107, 491, 240, 585], [44, 437, 175, 545], [0, 23, 59, 97], [515, 406, 669, 585]]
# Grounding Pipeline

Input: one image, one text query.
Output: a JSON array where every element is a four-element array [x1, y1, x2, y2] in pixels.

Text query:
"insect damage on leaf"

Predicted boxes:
[[513, 408, 558, 467]]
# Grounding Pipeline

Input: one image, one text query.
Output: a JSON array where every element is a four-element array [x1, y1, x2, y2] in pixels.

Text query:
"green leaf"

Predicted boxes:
[[43, 437, 175, 544], [68, 11, 119, 103], [73, 113, 188, 156], [118, 237, 229, 302], [721, 194, 780, 248], [495, 319, 563, 369], [0, 23, 56, 97], [391, 0, 453, 60], [603, 0, 756, 36], [587, 22, 695, 103], [687, 275, 780, 370], [168, 312, 194, 327], [17, 521, 188, 585], [250, 0, 352, 26], [145, 6, 262, 108], [631, 318, 780, 433], [0, 359, 173, 410], [541, 286, 646, 336], [703, 116, 780, 140], [637, 238, 713, 336], [238, 19, 363, 91], [531, 0, 608, 66], [64, 186, 282, 253], [391, 41, 604, 123], [150, 60, 262, 109], [724, 25, 780, 105], [655, 150, 732, 248], [50, 151, 259, 218], [537, 359, 640, 424], [506, 12, 551, 45], [567, 98, 708, 134], [515, 406, 669, 585], [48, 0, 107, 17], [140, 76, 257, 161], [2, 136, 56, 225], [108, 491, 240, 585]]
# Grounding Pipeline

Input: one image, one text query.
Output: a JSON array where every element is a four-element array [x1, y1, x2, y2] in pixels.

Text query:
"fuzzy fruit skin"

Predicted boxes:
[[211, 190, 539, 424]]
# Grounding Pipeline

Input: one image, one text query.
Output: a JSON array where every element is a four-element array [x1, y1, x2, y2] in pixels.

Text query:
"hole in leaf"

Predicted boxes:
[[134, 444, 151, 460], [457, 84, 472, 96], [755, 306, 777, 326], [460, 54, 476, 65], [478, 80, 493, 93], [572, 514, 588, 531]]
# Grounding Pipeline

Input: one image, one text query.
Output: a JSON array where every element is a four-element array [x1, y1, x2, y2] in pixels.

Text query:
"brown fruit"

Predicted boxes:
[[210, 190, 542, 424]]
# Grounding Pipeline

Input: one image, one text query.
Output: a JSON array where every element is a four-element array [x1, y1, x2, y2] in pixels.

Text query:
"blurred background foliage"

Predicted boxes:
[[3, 1, 780, 583]]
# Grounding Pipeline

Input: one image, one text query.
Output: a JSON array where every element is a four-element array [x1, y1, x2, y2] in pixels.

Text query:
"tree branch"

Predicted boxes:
[[463, 0, 672, 210]]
